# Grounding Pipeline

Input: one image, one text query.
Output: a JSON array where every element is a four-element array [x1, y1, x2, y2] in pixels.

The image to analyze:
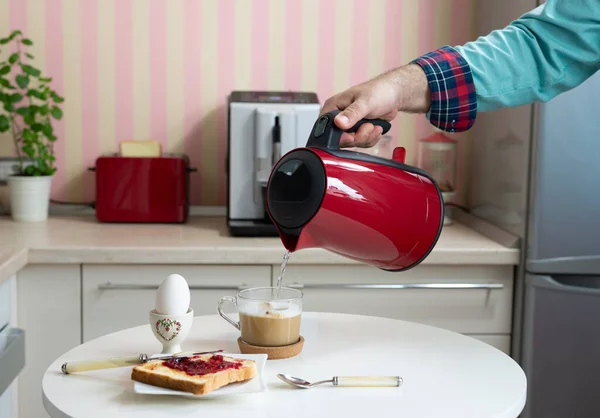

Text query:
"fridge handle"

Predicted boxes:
[[531, 275, 600, 297]]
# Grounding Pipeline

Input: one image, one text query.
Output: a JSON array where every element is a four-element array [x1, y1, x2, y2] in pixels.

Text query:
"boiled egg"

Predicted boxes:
[[154, 274, 190, 315]]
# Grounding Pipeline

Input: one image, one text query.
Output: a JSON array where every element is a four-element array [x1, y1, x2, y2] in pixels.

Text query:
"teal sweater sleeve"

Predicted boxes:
[[455, 0, 600, 112]]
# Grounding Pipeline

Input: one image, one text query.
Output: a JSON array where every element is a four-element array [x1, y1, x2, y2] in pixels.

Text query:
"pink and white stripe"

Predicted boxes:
[[80, 0, 98, 202], [45, 0, 65, 199], [2, 0, 477, 206], [149, 0, 168, 152]]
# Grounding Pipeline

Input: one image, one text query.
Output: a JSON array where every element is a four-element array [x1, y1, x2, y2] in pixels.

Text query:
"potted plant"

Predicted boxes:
[[0, 29, 64, 222]]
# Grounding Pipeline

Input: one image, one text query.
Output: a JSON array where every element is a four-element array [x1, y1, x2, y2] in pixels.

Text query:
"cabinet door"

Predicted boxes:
[[273, 264, 514, 334], [17, 265, 81, 418], [83, 265, 270, 342], [521, 274, 600, 418], [0, 381, 15, 418]]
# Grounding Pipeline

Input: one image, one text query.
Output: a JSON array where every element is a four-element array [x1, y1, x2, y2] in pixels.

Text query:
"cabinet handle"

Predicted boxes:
[[287, 282, 503, 305], [287, 283, 503, 290], [97, 282, 247, 291]]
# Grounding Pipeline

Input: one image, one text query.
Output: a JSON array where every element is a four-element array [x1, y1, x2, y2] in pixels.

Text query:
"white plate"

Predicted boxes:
[[133, 352, 268, 399]]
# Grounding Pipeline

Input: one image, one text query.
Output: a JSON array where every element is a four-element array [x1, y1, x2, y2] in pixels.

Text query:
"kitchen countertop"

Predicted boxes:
[[0, 246, 27, 285], [0, 215, 520, 284]]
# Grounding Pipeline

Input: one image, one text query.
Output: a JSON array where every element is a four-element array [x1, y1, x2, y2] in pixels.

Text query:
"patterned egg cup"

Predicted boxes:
[[149, 307, 194, 355]]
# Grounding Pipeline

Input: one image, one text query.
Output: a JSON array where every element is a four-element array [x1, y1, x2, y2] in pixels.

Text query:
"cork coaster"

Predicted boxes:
[[237, 336, 305, 360]]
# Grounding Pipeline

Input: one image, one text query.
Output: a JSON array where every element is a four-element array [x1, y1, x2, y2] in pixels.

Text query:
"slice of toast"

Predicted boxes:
[[131, 353, 257, 395]]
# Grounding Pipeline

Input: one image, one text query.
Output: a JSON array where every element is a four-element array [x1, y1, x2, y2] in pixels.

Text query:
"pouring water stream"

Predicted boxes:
[[274, 250, 291, 299]]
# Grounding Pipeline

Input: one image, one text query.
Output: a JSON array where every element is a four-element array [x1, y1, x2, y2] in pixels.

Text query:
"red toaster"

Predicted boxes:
[[92, 154, 196, 223]]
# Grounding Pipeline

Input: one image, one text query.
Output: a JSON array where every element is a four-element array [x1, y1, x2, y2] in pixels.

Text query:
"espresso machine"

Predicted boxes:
[[227, 91, 320, 236]]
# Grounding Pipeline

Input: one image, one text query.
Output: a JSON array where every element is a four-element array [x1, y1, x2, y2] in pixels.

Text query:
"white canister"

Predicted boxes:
[[8, 175, 53, 222]]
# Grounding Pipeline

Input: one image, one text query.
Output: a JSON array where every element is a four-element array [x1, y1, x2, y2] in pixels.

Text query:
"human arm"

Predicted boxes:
[[408, 0, 600, 132], [322, 0, 600, 145], [454, 0, 600, 113], [319, 64, 432, 147]]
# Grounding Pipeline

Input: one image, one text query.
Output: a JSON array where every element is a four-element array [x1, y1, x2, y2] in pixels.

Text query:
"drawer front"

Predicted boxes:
[[83, 265, 270, 342], [273, 264, 514, 334], [468, 334, 511, 355]]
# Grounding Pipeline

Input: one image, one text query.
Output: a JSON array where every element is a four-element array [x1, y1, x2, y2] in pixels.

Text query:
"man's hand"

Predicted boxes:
[[320, 64, 432, 148]]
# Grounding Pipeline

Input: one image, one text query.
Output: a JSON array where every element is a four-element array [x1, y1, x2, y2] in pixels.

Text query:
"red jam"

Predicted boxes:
[[163, 354, 243, 377]]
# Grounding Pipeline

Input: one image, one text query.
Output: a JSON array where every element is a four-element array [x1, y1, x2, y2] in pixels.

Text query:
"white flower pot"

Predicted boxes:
[[8, 175, 53, 222]]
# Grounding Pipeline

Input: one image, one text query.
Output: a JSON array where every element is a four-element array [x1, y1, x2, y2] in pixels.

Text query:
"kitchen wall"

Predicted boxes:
[[0, 0, 477, 206]]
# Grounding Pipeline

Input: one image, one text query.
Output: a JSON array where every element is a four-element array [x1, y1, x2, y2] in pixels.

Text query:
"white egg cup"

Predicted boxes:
[[149, 307, 194, 355]]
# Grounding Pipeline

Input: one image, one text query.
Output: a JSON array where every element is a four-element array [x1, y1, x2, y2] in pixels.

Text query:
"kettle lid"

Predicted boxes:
[[266, 149, 326, 230]]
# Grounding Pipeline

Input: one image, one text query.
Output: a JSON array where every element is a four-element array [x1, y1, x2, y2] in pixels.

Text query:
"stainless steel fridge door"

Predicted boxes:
[[521, 274, 600, 418], [527, 72, 600, 274]]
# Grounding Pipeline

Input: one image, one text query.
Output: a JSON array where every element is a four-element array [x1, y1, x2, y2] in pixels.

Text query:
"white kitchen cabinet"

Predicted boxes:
[[0, 381, 16, 418], [17, 265, 81, 418], [273, 264, 514, 335], [0, 275, 19, 418], [82, 265, 270, 342]]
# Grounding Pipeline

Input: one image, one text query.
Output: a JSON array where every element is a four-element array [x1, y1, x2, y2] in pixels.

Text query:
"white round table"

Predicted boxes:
[[43, 312, 526, 418]]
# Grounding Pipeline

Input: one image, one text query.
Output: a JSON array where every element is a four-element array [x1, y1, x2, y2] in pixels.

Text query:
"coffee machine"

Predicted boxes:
[[227, 91, 320, 236]]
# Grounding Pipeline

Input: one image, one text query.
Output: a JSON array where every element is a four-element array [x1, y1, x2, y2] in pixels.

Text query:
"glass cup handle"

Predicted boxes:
[[217, 296, 240, 330]]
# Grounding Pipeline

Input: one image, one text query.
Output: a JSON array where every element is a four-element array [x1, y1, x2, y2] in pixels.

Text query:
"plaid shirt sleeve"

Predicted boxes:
[[411, 46, 477, 133]]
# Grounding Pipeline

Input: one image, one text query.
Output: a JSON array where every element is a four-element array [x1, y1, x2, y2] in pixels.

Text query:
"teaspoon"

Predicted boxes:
[[277, 374, 402, 389]]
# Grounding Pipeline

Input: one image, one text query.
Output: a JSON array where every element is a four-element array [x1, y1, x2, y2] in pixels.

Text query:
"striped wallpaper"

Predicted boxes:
[[0, 0, 476, 206]]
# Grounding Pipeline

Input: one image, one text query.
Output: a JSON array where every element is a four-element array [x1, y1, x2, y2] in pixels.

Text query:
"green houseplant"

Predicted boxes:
[[0, 29, 64, 222]]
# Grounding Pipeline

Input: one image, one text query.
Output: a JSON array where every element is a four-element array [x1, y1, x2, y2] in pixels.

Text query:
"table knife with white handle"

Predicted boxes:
[[61, 349, 223, 374]]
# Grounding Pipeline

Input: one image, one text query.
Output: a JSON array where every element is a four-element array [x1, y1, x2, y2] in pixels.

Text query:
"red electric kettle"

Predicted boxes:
[[265, 110, 444, 272]]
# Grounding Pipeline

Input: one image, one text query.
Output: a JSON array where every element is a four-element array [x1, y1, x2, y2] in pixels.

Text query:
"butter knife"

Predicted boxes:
[[61, 349, 223, 374]]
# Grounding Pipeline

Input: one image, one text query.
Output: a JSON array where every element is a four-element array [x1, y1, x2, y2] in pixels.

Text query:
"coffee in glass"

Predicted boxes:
[[217, 287, 302, 347]]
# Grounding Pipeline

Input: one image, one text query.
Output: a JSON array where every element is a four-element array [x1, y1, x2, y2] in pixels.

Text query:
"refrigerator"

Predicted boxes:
[[464, 1, 600, 416], [520, 70, 600, 418], [466, 8, 600, 417]]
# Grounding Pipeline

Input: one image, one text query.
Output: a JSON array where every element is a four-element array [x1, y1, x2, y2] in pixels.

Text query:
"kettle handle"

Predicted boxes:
[[306, 110, 392, 150]]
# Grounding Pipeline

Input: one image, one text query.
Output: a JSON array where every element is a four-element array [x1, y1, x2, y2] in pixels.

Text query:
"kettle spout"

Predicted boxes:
[[274, 224, 321, 253], [280, 234, 299, 252], [274, 226, 302, 252]]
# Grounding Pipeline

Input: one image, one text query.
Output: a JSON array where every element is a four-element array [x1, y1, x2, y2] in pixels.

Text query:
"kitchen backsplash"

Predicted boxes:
[[0, 0, 476, 206]]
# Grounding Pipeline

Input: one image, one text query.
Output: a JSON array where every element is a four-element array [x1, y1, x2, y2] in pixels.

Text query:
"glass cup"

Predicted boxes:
[[217, 287, 303, 347]]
